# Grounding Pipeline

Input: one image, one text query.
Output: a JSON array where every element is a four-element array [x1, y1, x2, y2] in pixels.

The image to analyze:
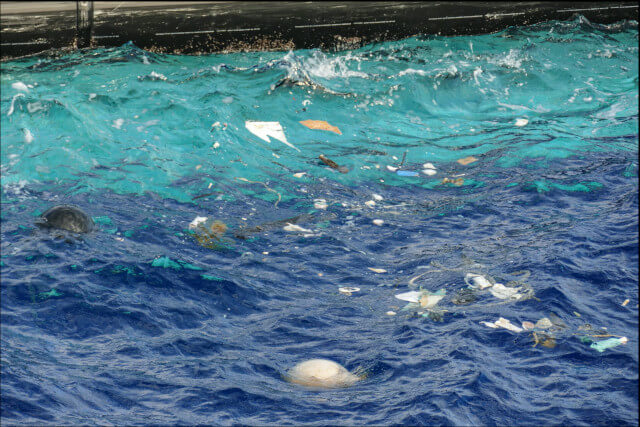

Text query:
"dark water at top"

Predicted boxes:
[[1, 16, 638, 425]]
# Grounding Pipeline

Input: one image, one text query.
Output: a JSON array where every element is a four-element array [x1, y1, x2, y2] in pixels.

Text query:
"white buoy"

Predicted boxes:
[[286, 359, 361, 388]]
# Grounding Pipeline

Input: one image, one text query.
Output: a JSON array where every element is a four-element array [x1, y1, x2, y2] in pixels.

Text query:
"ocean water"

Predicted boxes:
[[1, 16, 638, 425]]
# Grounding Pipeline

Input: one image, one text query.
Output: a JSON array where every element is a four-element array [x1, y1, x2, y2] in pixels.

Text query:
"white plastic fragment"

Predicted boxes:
[[313, 199, 328, 210], [422, 169, 437, 176], [386, 165, 398, 172], [515, 118, 529, 127], [113, 118, 124, 129], [365, 200, 376, 208], [372, 194, 383, 201], [189, 216, 208, 230], [386, 311, 397, 316], [535, 317, 553, 329], [394, 291, 422, 303], [482, 317, 523, 332], [372, 219, 384, 226], [368, 268, 387, 274], [339, 287, 360, 295], [465, 273, 493, 289], [293, 172, 306, 178], [283, 223, 312, 233], [245, 121, 300, 151], [23, 129, 33, 143], [420, 293, 444, 309], [489, 282, 522, 300], [11, 82, 29, 92], [423, 163, 435, 169]]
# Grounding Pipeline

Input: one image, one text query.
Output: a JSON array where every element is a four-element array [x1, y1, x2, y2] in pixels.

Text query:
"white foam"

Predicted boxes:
[[7, 93, 25, 116], [11, 82, 29, 92], [23, 129, 33, 143], [112, 118, 124, 129]]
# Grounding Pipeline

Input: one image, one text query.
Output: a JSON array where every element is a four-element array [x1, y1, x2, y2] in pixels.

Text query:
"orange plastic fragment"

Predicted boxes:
[[457, 156, 478, 165], [299, 120, 342, 135]]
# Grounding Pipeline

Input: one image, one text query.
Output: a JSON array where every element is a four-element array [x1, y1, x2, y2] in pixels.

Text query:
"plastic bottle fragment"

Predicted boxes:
[[590, 337, 628, 352], [386, 311, 397, 316], [419, 292, 445, 309]]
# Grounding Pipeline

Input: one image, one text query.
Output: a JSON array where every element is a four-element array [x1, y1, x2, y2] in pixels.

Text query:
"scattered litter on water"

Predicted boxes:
[[457, 156, 478, 166], [318, 154, 349, 173], [522, 321, 535, 330], [372, 194, 383, 201], [481, 317, 523, 333], [299, 120, 342, 134], [489, 282, 524, 300], [465, 273, 493, 289], [394, 290, 422, 303], [151, 256, 183, 270], [442, 177, 465, 186], [235, 177, 282, 207]]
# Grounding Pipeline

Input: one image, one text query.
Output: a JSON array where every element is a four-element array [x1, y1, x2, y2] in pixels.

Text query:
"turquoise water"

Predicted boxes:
[[1, 16, 638, 425]]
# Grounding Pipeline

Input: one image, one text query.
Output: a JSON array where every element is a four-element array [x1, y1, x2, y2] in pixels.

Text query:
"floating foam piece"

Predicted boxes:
[[245, 121, 300, 151], [22, 129, 33, 143], [395, 291, 422, 303]]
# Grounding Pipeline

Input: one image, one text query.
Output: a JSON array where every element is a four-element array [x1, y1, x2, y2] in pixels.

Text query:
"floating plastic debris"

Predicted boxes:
[[151, 256, 182, 270], [622, 299, 630, 306], [419, 291, 445, 309], [293, 172, 306, 178], [456, 156, 478, 166], [590, 337, 628, 352], [422, 169, 437, 176], [482, 317, 523, 333], [368, 268, 387, 274], [489, 282, 523, 300], [535, 317, 553, 329], [299, 120, 342, 135], [515, 118, 529, 127], [397, 170, 419, 177], [189, 216, 208, 230], [365, 200, 376, 208], [465, 273, 493, 289], [386, 165, 398, 172], [394, 291, 422, 303], [112, 118, 124, 129], [386, 311, 397, 316], [522, 321, 535, 330], [318, 154, 348, 173], [372, 194, 383, 201], [245, 121, 300, 151], [283, 223, 313, 233], [442, 177, 465, 186], [423, 163, 436, 169], [372, 219, 384, 226], [313, 199, 328, 210], [222, 96, 234, 104], [339, 287, 360, 295], [23, 128, 33, 143], [11, 81, 29, 92], [286, 359, 361, 388]]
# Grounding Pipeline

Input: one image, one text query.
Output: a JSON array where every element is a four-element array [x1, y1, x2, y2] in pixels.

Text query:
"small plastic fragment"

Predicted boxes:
[[368, 267, 387, 273], [522, 321, 535, 330], [482, 317, 523, 332], [299, 120, 342, 135], [386, 311, 397, 316], [442, 177, 465, 186], [339, 287, 360, 295], [365, 200, 376, 208], [489, 282, 523, 300], [11, 82, 29, 92], [293, 172, 306, 178], [245, 121, 300, 151], [394, 291, 422, 303], [465, 273, 492, 289], [535, 317, 553, 329], [419, 293, 445, 309], [151, 256, 182, 270], [422, 169, 437, 176], [622, 299, 630, 306], [397, 170, 419, 177], [423, 163, 436, 169], [372, 219, 384, 226], [386, 165, 398, 172], [314, 199, 328, 210], [283, 223, 313, 233], [515, 118, 529, 127], [372, 194, 383, 201], [457, 156, 478, 166], [590, 337, 628, 352]]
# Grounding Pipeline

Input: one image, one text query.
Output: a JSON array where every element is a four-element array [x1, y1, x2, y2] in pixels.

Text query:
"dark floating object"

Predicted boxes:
[[319, 154, 349, 174], [36, 205, 94, 234]]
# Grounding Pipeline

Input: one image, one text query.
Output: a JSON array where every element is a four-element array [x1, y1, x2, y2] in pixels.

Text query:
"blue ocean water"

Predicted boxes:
[[1, 15, 638, 425]]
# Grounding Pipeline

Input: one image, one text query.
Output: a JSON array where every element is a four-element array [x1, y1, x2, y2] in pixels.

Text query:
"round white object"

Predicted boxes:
[[372, 219, 384, 226], [287, 359, 360, 388]]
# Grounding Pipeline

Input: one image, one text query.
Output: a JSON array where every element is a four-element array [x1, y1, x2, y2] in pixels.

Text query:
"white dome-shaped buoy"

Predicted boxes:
[[286, 359, 361, 388]]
